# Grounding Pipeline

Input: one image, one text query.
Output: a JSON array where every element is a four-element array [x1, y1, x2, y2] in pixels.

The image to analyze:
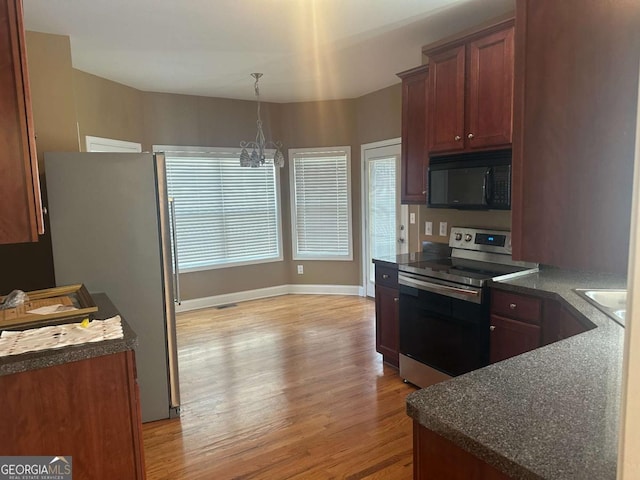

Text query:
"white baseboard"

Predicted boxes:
[[175, 284, 364, 313]]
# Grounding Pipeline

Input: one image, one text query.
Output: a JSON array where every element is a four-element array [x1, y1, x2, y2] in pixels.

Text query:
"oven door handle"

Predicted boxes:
[[399, 274, 481, 303]]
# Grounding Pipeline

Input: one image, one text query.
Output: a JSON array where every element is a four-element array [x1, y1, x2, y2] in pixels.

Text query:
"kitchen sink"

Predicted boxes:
[[574, 289, 626, 327]]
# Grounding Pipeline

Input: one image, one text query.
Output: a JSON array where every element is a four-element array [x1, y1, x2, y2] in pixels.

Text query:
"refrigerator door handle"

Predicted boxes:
[[169, 198, 182, 305]]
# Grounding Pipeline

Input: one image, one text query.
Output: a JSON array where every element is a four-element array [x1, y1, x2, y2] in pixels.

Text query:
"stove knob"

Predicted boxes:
[[465, 234, 473, 242], [455, 233, 462, 241]]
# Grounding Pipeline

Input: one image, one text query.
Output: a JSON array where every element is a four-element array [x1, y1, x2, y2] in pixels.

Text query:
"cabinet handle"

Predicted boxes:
[[394, 297, 399, 303], [468, 133, 475, 139], [382, 274, 389, 279], [422, 190, 426, 194], [509, 303, 517, 309], [490, 325, 495, 331], [454, 135, 461, 141]]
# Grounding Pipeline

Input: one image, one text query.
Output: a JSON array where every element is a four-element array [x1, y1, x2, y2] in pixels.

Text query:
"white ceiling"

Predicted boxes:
[[23, 0, 514, 103]]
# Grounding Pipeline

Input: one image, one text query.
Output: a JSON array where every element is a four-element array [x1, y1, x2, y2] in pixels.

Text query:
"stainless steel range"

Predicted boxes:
[[398, 227, 537, 388]]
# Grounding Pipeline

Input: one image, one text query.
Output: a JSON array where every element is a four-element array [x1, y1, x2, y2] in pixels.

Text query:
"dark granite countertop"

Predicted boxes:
[[373, 242, 452, 268], [0, 293, 137, 376], [406, 267, 626, 479]]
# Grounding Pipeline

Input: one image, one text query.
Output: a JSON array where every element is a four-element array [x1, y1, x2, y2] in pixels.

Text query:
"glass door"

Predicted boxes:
[[363, 141, 407, 297]]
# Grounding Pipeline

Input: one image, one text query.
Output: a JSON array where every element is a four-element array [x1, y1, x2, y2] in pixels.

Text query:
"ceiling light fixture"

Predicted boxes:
[[239, 73, 285, 168]]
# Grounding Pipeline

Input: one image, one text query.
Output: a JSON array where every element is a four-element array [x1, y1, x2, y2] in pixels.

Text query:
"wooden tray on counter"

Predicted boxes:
[[0, 284, 97, 330]]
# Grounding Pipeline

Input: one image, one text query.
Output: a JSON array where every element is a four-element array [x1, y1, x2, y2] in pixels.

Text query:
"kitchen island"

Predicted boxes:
[[0, 294, 146, 479], [407, 268, 626, 479]]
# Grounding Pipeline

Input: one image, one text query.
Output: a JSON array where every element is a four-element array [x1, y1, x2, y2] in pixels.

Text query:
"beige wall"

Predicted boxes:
[[355, 83, 402, 145], [15, 31, 510, 301], [74, 70, 144, 148], [419, 208, 512, 245], [0, 32, 79, 294], [280, 99, 360, 287], [141, 92, 282, 151], [141, 92, 290, 298]]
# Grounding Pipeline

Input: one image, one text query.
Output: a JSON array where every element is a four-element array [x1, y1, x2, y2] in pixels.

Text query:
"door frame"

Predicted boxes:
[[360, 137, 406, 297]]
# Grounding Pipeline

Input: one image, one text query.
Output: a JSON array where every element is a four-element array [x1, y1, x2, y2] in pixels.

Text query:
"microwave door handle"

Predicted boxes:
[[484, 168, 494, 205]]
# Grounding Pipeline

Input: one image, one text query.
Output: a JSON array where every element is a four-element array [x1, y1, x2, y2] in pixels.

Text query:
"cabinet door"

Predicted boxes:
[[0, 0, 43, 244], [467, 27, 514, 149], [542, 299, 591, 345], [511, 0, 639, 274], [414, 421, 512, 480], [428, 45, 465, 153], [490, 314, 541, 363], [375, 284, 399, 367], [0, 351, 146, 479], [398, 65, 429, 204]]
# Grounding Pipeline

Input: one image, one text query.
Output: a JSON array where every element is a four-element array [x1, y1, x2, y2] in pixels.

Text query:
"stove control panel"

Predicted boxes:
[[449, 227, 512, 254]]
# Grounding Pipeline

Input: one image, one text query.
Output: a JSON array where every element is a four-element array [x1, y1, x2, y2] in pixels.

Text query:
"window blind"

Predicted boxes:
[[159, 147, 282, 271], [369, 157, 397, 261], [289, 147, 352, 260]]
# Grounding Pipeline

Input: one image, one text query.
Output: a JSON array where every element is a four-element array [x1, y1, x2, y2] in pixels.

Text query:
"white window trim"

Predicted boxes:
[[153, 144, 284, 272], [85, 135, 142, 152], [289, 146, 353, 261]]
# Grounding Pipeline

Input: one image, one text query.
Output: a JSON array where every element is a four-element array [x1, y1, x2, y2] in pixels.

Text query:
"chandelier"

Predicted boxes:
[[240, 73, 285, 168]]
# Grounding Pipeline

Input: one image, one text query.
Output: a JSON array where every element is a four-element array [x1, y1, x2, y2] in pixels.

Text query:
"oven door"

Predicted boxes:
[[399, 274, 489, 377]]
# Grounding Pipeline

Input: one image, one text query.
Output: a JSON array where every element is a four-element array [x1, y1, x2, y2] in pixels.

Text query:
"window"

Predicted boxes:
[[154, 146, 282, 271], [85, 136, 142, 152], [289, 146, 352, 260]]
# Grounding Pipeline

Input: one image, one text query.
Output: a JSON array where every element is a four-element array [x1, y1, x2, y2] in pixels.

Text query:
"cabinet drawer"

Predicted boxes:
[[375, 265, 398, 288], [490, 289, 541, 324]]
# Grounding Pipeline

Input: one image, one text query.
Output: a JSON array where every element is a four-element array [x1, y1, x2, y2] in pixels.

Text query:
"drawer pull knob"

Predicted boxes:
[[468, 133, 475, 139], [454, 135, 461, 141], [382, 274, 389, 279], [490, 325, 495, 331], [394, 297, 399, 303], [509, 303, 517, 309]]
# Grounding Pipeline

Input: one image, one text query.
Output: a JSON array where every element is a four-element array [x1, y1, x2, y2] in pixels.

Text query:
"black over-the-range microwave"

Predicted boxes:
[[427, 149, 512, 210]]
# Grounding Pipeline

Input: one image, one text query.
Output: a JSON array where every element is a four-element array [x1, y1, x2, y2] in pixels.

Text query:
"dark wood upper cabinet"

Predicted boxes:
[[427, 46, 465, 153], [425, 19, 514, 155], [467, 27, 514, 149], [511, 0, 640, 273], [0, 0, 43, 245], [397, 65, 429, 204]]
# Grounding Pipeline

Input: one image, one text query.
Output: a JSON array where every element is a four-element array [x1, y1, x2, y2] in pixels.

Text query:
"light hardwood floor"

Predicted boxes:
[[142, 294, 417, 479]]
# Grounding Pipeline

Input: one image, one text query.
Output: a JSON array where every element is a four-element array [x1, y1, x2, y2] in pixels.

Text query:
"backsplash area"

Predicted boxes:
[[408, 206, 511, 251]]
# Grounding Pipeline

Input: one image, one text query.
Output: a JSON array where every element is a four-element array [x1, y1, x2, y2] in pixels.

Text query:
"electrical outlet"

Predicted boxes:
[[297, 265, 303, 275], [425, 221, 433, 236], [439, 222, 448, 237], [409, 212, 416, 224]]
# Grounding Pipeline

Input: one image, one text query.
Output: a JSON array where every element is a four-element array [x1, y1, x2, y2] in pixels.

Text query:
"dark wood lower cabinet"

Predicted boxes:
[[375, 284, 399, 367], [490, 314, 541, 363], [542, 299, 594, 345], [374, 263, 400, 367], [0, 350, 146, 479], [489, 287, 593, 364], [414, 421, 512, 480]]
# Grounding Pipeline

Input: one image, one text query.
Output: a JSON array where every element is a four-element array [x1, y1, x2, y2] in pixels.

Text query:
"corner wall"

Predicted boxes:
[[73, 70, 144, 148]]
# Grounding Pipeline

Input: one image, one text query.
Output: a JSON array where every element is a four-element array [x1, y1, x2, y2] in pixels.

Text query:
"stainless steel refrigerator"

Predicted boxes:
[[45, 152, 180, 423]]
